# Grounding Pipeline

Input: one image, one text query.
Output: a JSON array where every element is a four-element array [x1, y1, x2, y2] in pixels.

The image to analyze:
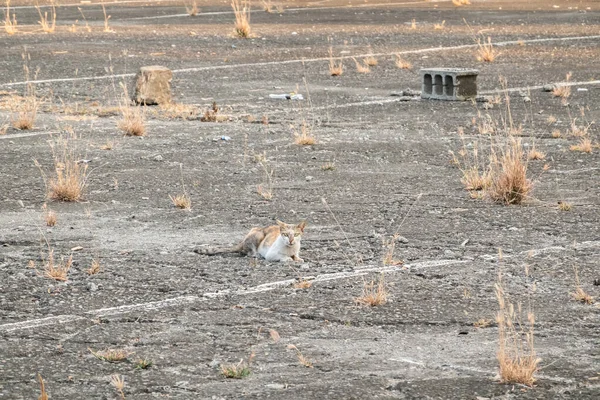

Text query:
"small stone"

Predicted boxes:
[[306, 176, 313, 181], [208, 360, 220, 368], [266, 383, 286, 390], [542, 84, 557, 92], [523, 96, 531, 103], [87, 283, 98, 292], [152, 155, 163, 162]]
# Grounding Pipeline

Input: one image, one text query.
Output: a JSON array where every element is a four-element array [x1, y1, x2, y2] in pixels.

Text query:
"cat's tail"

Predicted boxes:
[[194, 242, 244, 256]]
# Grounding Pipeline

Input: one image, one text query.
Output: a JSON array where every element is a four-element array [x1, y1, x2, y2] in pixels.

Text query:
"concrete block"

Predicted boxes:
[[134, 66, 172, 105], [420, 68, 478, 101]]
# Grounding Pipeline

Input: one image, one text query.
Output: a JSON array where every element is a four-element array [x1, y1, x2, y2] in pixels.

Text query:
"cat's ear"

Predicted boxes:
[[275, 219, 286, 227], [297, 220, 307, 232]]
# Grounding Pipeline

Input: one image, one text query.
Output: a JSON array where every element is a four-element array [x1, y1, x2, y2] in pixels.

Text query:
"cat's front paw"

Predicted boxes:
[[292, 255, 304, 263]]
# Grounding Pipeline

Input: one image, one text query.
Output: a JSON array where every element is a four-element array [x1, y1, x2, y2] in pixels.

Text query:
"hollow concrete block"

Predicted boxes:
[[420, 68, 478, 101]]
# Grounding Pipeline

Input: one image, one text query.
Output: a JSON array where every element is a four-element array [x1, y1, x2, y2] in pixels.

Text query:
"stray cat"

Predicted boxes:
[[196, 220, 306, 262]]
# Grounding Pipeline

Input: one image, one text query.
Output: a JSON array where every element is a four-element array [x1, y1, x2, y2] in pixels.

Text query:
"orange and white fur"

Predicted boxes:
[[197, 220, 306, 262]]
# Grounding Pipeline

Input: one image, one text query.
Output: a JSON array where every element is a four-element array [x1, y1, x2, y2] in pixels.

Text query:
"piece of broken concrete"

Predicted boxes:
[[134, 66, 172, 105]]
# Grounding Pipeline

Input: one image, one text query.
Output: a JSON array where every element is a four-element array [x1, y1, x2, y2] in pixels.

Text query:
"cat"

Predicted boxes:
[[196, 220, 306, 262]]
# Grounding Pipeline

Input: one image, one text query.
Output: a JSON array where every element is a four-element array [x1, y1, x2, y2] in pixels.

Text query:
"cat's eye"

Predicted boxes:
[[294, 233, 300, 237]]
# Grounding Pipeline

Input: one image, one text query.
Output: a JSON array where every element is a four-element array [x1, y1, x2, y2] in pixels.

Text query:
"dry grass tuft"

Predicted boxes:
[[3, 0, 17, 35], [293, 278, 312, 289], [546, 115, 557, 125], [434, 20, 445, 30], [43, 250, 73, 281], [488, 138, 532, 205], [262, 0, 283, 13], [90, 348, 133, 362], [328, 47, 343, 76], [100, 139, 114, 150], [527, 146, 545, 160], [39, 131, 89, 202], [37, 373, 48, 400], [170, 194, 191, 209], [382, 234, 404, 266], [474, 318, 493, 328], [476, 37, 498, 62], [10, 62, 39, 130], [363, 55, 378, 66], [110, 375, 125, 400], [185, 1, 199, 16], [495, 276, 540, 386], [293, 121, 316, 145], [394, 54, 412, 69], [557, 200, 572, 211], [552, 73, 571, 99], [410, 18, 416, 29], [44, 208, 57, 226], [158, 102, 199, 120], [570, 137, 593, 153], [352, 57, 371, 73], [355, 274, 388, 306], [570, 266, 594, 304], [170, 164, 192, 209], [257, 155, 274, 200], [232, 0, 251, 38], [135, 359, 153, 369], [321, 162, 336, 171], [200, 102, 221, 122], [87, 258, 101, 275], [551, 129, 561, 138], [221, 358, 252, 378], [118, 106, 146, 136], [102, 5, 114, 32], [452, 0, 471, 5], [36, 4, 56, 33], [288, 345, 313, 368]]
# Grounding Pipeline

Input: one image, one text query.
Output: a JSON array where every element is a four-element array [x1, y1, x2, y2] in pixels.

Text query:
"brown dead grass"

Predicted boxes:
[[433, 20, 445, 30], [38, 373, 48, 400], [221, 356, 253, 378], [328, 47, 343, 76], [452, 0, 471, 5], [87, 258, 101, 275], [488, 138, 532, 205], [570, 266, 594, 304], [42, 250, 73, 281], [355, 274, 388, 306], [110, 375, 125, 400], [293, 121, 316, 145], [102, 5, 114, 32], [293, 278, 312, 289], [232, 0, 251, 38], [38, 131, 89, 202], [44, 208, 57, 226], [557, 200, 572, 211], [474, 318, 492, 328], [185, 1, 199, 16], [495, 275, 540, 386], [170, 194, 191, 209], [476, 37, 498, 62], [394, 54, 412, 69], [288, 345, 313, 368], [552, 73, 572, 99], [36, 4, 56, 33], [89, 348, 133, 362], [3, 0, 17, 35], [570, 137, 593, 153], [363, 55, 378, 66], [527, 147, 545, 160], [353, 57, 371, 74], [382, 234, 404, 266], [118, 106, 146, 136]]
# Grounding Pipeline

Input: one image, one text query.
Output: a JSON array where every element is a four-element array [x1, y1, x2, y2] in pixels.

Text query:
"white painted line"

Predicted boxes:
[[0, 130, 59, 140], [1, 241, 598, 333], [86, 295, 199, 317], [3, 34, 600, 88], [121, 0, 443, 21], [0, 315, 86, 333], [10, 0, 183, 10], [480, 80, 600, 95]]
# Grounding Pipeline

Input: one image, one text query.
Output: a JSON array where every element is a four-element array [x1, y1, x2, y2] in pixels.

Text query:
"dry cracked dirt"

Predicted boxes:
[[0, 0, 599, 398]]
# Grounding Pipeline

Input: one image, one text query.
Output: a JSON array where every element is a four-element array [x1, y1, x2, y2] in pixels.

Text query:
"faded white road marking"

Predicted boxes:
[[1, 242, 598, 332], [3, 35, 600, 88], [0, 130, 59, 140]]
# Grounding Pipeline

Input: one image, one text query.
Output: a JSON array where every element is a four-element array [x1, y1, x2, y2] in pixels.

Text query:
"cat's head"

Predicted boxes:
[[276, 220, 306, 246]]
